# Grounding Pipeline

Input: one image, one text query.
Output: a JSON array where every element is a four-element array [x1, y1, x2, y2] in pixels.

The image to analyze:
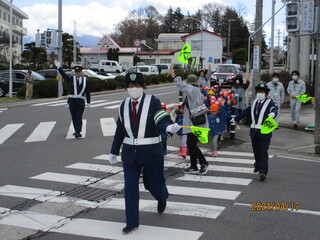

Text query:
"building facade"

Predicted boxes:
[[0, 0, 28, 66]]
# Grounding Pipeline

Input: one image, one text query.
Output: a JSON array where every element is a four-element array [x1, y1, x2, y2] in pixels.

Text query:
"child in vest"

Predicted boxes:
[[208, 104, 224, 157], [174, 103, 187, 159]]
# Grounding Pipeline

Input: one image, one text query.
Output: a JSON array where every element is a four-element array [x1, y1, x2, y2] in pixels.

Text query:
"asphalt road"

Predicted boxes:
[[0, 85, 319, 240]]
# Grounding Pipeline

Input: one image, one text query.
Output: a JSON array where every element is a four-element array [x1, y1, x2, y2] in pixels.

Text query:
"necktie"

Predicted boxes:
[[132, 101, 138, 127], [257, 101, 262, 113]]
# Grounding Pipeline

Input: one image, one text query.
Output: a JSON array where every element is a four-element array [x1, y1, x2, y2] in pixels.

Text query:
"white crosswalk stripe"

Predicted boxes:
[[0, 123, 24, 144], [0, 107, 8, 114], [100, 118, 116, 136], [0, 145, 259, 239], [66, 119, 87, 139], [25, 121, 56, 142]]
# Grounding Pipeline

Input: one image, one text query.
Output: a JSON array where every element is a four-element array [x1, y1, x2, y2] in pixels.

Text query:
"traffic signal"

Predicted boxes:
[[286, 2, 300, 32]]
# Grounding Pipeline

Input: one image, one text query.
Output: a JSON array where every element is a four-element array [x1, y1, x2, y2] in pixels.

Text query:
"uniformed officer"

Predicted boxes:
[[54, 60, 91, 138], [232, 83, 277, 181], [108, 72, 180, 235]]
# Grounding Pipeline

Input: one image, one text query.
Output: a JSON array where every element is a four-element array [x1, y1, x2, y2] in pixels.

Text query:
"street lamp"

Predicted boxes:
[[227, 19, 235, 58], [185, 16, 203, 69], [9, 0, 13, 98]]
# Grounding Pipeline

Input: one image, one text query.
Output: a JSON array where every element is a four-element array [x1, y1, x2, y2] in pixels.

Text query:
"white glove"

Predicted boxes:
[[87, 103, 91, 108], [268, 112, 275, 118], [54, 60, 61, 69], [166, 123, 181, 134], [109, 154, 118, 165], [230, 118, 236, 123]]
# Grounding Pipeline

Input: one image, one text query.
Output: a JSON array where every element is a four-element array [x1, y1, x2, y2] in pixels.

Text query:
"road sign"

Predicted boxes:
[[253, 46, 259, 71], [133, 39, 141, 47], [301, 0, 314, 32]]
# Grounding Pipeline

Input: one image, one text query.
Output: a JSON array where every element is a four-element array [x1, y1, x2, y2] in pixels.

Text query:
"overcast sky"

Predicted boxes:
[[14, 0, 287, 46]]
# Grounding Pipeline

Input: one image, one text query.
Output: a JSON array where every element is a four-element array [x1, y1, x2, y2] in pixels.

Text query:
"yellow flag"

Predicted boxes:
[[261, 116, 278, 134], [296, 94, 312, 103], [177, 42, 191, 64], [190, 126, 210, 143]]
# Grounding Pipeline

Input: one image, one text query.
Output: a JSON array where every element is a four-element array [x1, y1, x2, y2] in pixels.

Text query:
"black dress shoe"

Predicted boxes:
[[157, 200, 166, 214], [259, 173, 267, 181], [122, 226, 138, 235], [75, 132, 82, 138], [253, 168, 259, 173]]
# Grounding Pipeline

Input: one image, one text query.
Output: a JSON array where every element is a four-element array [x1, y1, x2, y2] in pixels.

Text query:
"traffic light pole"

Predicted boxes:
[[315, 0, 320, 154], [57, 0, 63, 97]]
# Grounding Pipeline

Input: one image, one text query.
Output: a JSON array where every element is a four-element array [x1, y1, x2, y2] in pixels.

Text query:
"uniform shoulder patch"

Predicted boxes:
[[154, 109, 169, 125]]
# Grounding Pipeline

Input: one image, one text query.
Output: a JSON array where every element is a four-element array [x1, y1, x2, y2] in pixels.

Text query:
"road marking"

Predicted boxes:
[[100, 118, 116, 136], [234, 203, 320, 216], [0, 210, 203, 240], [104, 104, 121, 109], [0, 185, 61, 200], [277, 155, 320, 163], [113, 184, 240, 200], [165, 153, 255, 164], [91, 100, 121, 108], [101, 198, 225, 219], [25, 121, 56, 142], [65, 163, 123, 174], [0, 108, 8, 110], [0, 123, 24, 144], [31, 172, 100, 185], [30, 100, 67, 106], [176, 174, 252, 186], [66, 119, 87, 139], [48, 102, 68, 106], [171, 163, 254, 174]]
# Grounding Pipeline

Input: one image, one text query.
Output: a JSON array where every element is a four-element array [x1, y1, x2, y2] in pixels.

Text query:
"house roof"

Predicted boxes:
[[136, 50, 177, 55], [181, 30, 226, 39]]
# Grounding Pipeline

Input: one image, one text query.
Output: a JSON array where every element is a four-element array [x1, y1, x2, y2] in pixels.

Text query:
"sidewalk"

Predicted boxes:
[[222, 103, 320, 160]]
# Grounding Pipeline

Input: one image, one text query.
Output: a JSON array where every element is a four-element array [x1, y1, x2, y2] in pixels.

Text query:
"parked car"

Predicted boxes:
[[37, 69, 71, 79], [210, 64, 243, 88], [151, 64, 171, 74], [0, 70, 46, 97], [98, 60, 123, 73], [65, 69, 115, 80], [120, 65, 159, 76]]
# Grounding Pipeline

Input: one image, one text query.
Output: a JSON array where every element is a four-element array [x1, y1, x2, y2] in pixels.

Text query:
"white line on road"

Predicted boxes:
[[277, 155, 320, 163], [0, 123, 24, 144], [176, 174, 252, 186], [100, 118, 116, 136], [65, 163, 123, 174], [104, 104, 121, 109], [30, 100, 67, 106], [66, 120, 87, 139], [0, 210, 203, 240], [25, 122, 56, 142], [91, 100, 121, 108], [31, 172, 101, 185]]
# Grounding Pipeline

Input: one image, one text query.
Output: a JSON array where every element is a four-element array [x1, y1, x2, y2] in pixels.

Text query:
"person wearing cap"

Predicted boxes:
[[54, 60, 91, 138], [266, 72, 285, 125], [168, 67, 210, 175], [25, 70, 33, 100], [231, 83, 278, 181], [287, 70, 306, 129], [208, 104, 224, 157], [108, 72, 180, 234], [197, 64, 212, 88]]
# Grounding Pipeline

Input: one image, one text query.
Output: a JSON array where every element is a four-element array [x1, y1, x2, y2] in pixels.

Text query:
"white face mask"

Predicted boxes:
[[272, 78, 279, 83], [127, 87, 143, 99], [256, 93, 266, 101], [292, 76, 298, 81], [236, 80, 239, 84]]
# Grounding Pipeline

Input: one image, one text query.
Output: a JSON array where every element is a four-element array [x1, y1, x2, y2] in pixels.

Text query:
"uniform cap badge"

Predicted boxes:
[[130, 73, 137, 81]]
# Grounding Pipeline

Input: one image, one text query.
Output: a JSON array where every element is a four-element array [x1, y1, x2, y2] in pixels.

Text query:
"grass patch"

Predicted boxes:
[[0, 96, 23, 103]]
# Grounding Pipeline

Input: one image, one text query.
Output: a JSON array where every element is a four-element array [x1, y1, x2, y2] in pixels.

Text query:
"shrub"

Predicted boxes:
[[33, 79, 59, 98], [104, 79, 117, 90], [88, 77, 104, 92], [114, 75, 125, 88]]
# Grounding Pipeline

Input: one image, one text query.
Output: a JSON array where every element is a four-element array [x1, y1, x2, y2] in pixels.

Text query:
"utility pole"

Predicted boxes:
[[58, 0, 63, 97], [270, 0, 275, 74], [315, 0, 320, 154], [73, 20, 77, 66], [9, 0, 13, 98], [252, 0, 263, 94]]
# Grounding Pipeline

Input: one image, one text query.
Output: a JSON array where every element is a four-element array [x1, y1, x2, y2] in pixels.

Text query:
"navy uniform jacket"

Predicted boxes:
[[235, 98, 277, 139], [110, 93, 172, 165], [57, 68, 91, 104]]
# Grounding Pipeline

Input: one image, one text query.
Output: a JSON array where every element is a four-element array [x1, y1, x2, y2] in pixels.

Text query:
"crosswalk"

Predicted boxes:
[[0, 147, 263, 239], [0, 118, 117, 144], [31, 99, 122, 109], [0, 108, 8, 114]]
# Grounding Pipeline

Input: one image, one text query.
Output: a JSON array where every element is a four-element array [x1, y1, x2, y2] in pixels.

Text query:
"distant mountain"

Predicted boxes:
[[22, 35, 101, 48]]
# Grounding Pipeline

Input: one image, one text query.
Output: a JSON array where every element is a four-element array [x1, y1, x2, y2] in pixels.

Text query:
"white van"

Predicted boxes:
[[98, 60, 123, 73], [151, 64, 171, 74], [120, 65, 159, 76]]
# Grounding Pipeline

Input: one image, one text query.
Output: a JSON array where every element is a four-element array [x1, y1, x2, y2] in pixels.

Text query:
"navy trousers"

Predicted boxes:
[[251, 137, 271, 175], [68, 98, 85, 133], [122, 159, 169, 228]]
